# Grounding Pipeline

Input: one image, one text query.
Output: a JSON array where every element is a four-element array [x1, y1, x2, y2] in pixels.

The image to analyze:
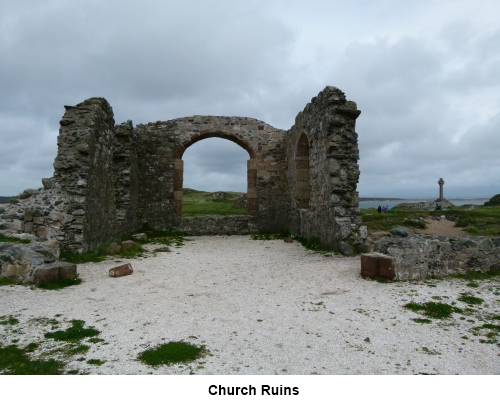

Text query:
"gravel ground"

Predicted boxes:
[[1, 235, 499, 375]]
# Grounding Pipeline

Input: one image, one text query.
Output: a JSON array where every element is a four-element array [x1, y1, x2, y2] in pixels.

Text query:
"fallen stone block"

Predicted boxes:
[[361, 253, 395, 280], [59, 263, 77, 280], [109, 263, 133, 278], [284, 237, 293, 243], [132, 233, 147, 242], [121, 240, 138, 251], [106, 242, 121, 254], [34, 265, 59, 285]]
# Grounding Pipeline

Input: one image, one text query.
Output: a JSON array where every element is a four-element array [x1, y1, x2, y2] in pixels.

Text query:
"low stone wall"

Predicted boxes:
[[176, 215, 258, 235], [372, 235, 500, 280]]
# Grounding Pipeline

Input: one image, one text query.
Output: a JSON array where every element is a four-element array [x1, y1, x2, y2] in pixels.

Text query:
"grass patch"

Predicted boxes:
[[44, 320, 100, 343], [404, 301, 462, 319], [66, 345, 90, 356], [0, 233, 31, 244], [360, 204, 500, 236], [60, 250, 105, 264], [0, 277, 19, 287], [412, 318, 432, 324], [293, 235, 333, 254], [86, 359, 105, 366], [0, 343, 64, 375], [137, 341, 208, 367], [145, 229, 189, 247], [458, 294, 484, 305], [251, 231, 290, 241], [182, 189, 248, 217], [0, 316, 19, 325], [450, 268, 500, 281], [37, 278, 82, 290], [470, 323, 500, 344]]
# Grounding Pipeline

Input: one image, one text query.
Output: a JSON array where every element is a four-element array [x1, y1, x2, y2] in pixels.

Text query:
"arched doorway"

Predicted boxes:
[[173, 132, 258, 216]]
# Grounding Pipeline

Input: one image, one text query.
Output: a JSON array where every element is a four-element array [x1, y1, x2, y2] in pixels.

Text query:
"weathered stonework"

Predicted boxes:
[[373, 235, 500, 280], [0, 86, 365, 254]]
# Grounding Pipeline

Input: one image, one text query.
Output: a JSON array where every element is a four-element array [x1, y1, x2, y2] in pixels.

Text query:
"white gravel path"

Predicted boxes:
[[1, 235, 499, 375]]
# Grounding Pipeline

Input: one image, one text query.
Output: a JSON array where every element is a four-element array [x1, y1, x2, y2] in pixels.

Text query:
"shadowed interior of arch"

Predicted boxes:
[[176, 136, 255, 217]]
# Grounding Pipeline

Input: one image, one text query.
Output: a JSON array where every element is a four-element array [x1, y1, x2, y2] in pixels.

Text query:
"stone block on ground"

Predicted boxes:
[[58, 263, 77, 280], [109, 263, 133, 278], [284, 237, 293, 243], [361, 253, 395, 280], [106, 242, 121, 254], [132, 233, 147, 242], [121, 240, 137, 251], [34, 265, 59, 285], [338, 241, 354, 256]]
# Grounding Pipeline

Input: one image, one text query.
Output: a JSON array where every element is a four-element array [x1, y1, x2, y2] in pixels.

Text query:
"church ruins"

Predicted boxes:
[[0, 86, 367, 254]]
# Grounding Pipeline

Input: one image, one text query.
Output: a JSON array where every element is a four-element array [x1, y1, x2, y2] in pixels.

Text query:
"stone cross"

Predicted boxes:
[[438, 178, 445, 201]]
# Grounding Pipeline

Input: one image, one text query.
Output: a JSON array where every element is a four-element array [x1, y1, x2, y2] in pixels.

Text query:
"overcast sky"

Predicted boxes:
[[1, 0, 499, 199]]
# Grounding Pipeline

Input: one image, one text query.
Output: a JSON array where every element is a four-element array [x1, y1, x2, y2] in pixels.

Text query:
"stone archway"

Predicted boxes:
[[173, 131, 258, 216]]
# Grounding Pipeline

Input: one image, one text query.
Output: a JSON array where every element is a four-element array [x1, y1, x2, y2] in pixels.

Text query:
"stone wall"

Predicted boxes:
[[176, 215, 258, 235], [0, 86, 365, 255], [373, 235, 500, 280], [286, 86, 364, 253], [53, 98, 119, 251]]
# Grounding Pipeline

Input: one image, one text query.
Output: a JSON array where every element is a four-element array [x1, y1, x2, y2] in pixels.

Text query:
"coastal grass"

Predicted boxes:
[[182, 189, 247, 217], [360, 209, 429, 232], [138, 341, 208, 367], [361, 205, 500, 236]]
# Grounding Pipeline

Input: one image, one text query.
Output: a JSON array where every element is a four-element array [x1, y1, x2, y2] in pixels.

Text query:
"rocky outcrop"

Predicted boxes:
[[0, 240, 77, 284]]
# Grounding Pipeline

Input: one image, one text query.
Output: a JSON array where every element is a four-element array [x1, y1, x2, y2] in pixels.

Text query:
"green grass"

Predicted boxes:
[[412, 318, 432, 324], [0, 233, 31, 244], [361, 205, 500, 236], [251, 231, 290, 241], [458, 294, 484, 305], [450, 268, 500, 281], [0, 277, 18, 287], [87, 359, 105, 366], [44, 320, 100, 342], [0, 316, 19, 325], [60, 250, 105, 264], [293, 235, 334, 254], [0, 344, 64, 375], [404, 301, 462, 319], [137, 341, 208, 367], [360, 209, 430, 232], [37, 278, 82, 290], [66, 344, 90, 356], [182, 189, 248, 217]]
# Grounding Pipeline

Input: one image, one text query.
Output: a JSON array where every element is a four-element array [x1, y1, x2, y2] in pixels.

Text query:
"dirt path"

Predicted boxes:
[[416, 216, 466, 237]]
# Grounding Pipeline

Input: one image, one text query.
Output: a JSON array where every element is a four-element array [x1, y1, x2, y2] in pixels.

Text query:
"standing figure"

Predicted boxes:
[[378, 205, 382, 214]]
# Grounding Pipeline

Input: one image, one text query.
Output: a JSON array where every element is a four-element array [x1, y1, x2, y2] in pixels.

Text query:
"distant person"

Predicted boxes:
[[385, 205, 389, 212], [378, 205, 382, 214], [381, 206, 386, 213], [435, 204, 439, 211]]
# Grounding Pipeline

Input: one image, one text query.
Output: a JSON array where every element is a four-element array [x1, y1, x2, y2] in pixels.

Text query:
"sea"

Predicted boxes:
[[359, 199, 489, 210]]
